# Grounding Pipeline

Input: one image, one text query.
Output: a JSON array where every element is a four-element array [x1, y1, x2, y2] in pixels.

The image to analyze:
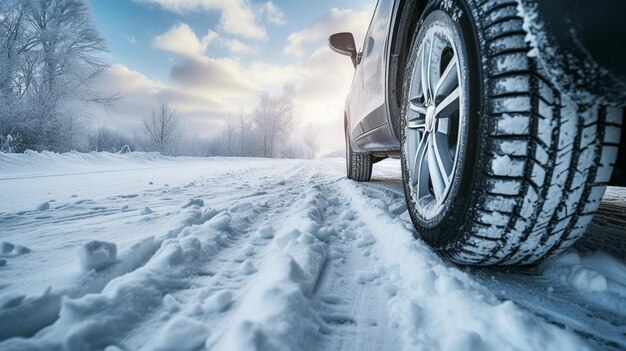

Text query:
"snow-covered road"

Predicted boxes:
[[0, 152, 624, 350]]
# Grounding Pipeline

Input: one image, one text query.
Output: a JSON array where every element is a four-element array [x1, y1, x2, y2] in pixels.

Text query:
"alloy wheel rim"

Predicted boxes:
[[405, 25, 466, 219]]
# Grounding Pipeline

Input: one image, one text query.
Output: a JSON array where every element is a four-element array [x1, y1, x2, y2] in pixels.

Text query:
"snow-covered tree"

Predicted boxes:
[[0, 0, 112, 152], [253, 84, 295, 158], [143, 102, 180, 155]]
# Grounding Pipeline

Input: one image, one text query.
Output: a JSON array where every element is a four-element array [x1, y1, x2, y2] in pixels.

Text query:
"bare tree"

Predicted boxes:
[[143, 102, 180, 155], [253, 84, 295, 158], [235, 107, 254, 156], [220, 114, 237, 156]]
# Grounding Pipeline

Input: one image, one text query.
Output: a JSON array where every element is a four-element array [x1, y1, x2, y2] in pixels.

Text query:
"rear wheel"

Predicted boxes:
[[400, 0, 622, 265], [345, 123, 373, 182]]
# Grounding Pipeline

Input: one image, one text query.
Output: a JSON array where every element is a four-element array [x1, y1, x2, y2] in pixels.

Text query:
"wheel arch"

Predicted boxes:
[[387, 0, 428, 139]]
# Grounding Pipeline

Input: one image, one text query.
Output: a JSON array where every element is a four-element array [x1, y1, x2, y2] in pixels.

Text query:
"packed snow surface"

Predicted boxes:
[[0, 152, 624, 350]]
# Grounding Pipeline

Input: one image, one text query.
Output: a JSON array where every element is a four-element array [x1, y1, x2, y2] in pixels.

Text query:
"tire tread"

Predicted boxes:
[[445, 0, 623, 265]]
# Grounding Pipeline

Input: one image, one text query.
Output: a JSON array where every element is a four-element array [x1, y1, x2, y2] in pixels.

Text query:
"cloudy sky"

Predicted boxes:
[[86, 0, 375, 156]]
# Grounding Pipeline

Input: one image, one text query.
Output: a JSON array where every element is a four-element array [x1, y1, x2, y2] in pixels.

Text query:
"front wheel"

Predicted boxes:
[[400, 0, 622, 265]]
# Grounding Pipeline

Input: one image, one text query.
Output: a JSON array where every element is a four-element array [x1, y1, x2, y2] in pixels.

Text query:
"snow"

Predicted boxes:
[[0, 152, 624, 350], [256, 225, 274, 239], [203, 291, 232, 312], [181, 198, 204, 208], [35, 201, 51, 211], [491, 154, 524, 176], [541, 250, 626, 298], [77, 240, 118, 271], [156, 316, 211, 351], [1, 241, 31, 256], [355, 233, 377, 248]]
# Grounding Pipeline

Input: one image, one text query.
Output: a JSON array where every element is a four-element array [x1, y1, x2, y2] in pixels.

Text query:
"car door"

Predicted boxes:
[[349, 0, 397, 151]]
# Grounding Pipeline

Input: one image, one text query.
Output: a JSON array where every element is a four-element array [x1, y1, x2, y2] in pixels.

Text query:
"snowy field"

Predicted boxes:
[[0, 152, 625, 350]]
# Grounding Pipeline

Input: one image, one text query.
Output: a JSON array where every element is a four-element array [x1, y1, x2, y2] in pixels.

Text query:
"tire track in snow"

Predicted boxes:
[[207, 171, 402, 350], [0, 203, 212, 342], [0, 163, 309, 346], [337, 179, 590, 350], [356, 173, 626, 350], [1, 158, 624, 350], [124, 169, 316, 349]]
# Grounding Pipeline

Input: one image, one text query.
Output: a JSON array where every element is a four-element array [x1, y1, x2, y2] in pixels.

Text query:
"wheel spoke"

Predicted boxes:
[[432, 132, 453, 185], [426, 33, 435, 102], [407, 121, 426, 129], [420, 43, 430, 103], [435, 86, 460, 118], [411, 132, 429, 195], [427, 135, 446, 201], [409, 98, 427, 115], [434, 58, 457, 101]]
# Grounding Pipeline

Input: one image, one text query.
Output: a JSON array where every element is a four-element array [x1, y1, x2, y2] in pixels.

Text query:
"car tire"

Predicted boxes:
[[400, 0, 622, 265], [345, 124, 373, 182]]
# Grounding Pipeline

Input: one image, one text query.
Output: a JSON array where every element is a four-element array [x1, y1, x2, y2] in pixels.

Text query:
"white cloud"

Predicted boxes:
[[135, 0, 267, 39], [153, 23, 219, 57], [260, 2, 285, 25], [90, 63, 252, 134], [154, 24, 259, 56], [222, 38, 258, 54], [284, 8, 371, 57], [169, 56, 260, 97]]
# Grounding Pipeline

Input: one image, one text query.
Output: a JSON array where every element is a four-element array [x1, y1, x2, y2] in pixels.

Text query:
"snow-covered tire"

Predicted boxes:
[[400, 0, 623, 265], [345, 124, 373, 182]]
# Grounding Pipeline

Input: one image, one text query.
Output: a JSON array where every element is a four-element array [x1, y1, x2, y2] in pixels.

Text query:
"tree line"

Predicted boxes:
[[0, 0, 318, 159], [89, 85, 318, 159]]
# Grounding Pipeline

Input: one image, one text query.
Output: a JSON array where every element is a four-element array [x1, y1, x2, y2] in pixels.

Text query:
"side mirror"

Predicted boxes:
[[328, 32, 357, 68]]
